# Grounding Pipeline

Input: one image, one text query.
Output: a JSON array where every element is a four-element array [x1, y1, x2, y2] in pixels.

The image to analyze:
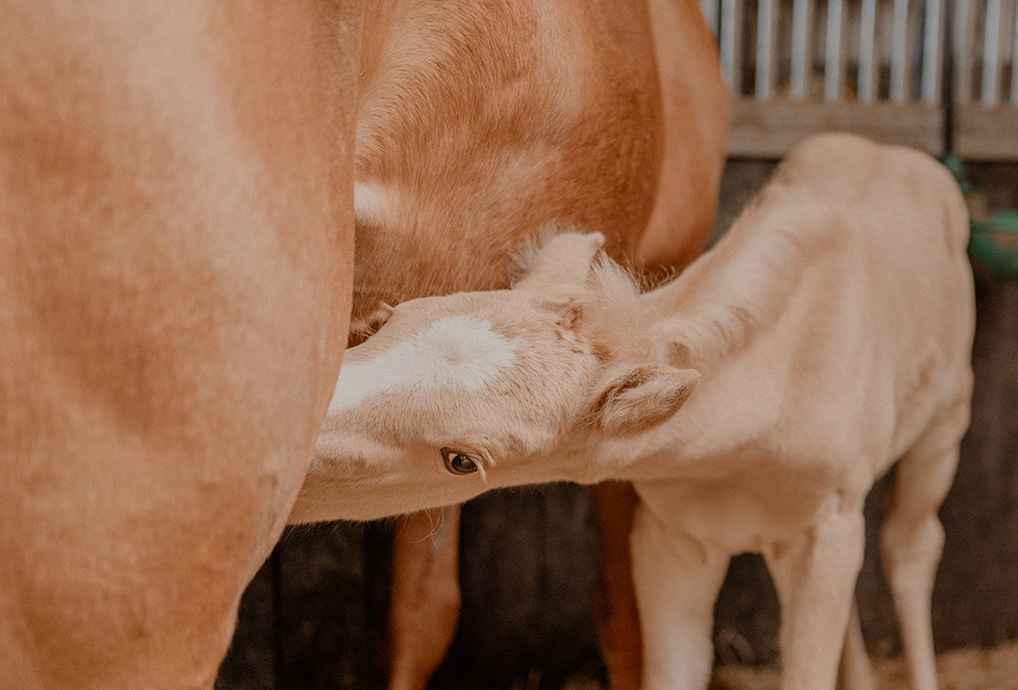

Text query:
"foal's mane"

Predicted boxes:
[[606, 177, 834, 368]]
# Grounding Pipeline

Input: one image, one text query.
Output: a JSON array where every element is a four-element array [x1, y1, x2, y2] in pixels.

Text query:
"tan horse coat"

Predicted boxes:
[[1, 0, 728, 687], [313, 135, 975, 690]]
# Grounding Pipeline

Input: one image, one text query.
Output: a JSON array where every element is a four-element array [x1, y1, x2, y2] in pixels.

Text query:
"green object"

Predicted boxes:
[[968, 209, 1018, 280], [941, 154, 1018, 280]]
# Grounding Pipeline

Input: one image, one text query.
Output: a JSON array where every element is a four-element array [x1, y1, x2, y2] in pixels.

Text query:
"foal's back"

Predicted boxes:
[[779, 134, 973, 463], [649, 133, 974, 484]]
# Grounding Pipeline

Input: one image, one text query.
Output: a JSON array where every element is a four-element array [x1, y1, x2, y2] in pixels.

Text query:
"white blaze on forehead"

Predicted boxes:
[[328, 316, 518, 413]]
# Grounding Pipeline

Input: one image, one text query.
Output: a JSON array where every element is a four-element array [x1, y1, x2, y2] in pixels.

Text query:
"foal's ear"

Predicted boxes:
[[515, 232, 605, 293], [588, 364, 700, 435]]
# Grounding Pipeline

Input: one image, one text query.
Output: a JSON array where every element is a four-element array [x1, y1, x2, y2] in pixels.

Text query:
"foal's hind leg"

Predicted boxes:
[[880, 395, 970, 690], [631, 503, 730, 690], [839, 602, 877, 690]]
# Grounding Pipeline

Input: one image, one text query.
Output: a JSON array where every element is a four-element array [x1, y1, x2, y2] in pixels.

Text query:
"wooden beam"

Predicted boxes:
[[954, 105, 1018, 160], [728, 99, 945, 157]]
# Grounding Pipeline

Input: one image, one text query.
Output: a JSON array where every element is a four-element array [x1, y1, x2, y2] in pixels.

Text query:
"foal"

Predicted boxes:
[[310, 133, 975, 690]]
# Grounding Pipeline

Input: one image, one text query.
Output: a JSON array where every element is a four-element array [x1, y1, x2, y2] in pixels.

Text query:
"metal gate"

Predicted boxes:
[[702, 0, 1018, 158]]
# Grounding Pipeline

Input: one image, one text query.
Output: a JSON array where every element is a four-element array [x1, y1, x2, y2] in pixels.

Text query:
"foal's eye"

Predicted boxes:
[[441, 448, 482, 476]]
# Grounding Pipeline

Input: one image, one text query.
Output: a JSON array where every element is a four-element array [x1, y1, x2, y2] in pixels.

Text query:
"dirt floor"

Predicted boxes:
[[557, 641, 1018, 690]]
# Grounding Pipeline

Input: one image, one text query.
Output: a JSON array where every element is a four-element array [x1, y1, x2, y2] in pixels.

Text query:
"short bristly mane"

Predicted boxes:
[[515, 177, 836, 369], [578, 254, 655, 361], [636, 178, 835, 368]]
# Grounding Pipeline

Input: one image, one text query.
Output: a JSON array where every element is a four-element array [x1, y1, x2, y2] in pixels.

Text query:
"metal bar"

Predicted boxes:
[[825, 0, 845, 101], [1012, 0, 1018, 103], [859, 0, 879, 102], [791, 0, 812, 99], [720, 0, 741, 91], [983, 0, 1003, 105], [890, 0, 910, 102], [921, 0, 943, 102], [756, 0, 779, 98], [954, 0, 974, 102]]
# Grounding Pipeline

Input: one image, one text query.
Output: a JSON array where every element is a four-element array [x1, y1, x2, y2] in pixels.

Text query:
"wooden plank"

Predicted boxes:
[[274, 522, 390, 690], [954, 103, 1018, 158], [215, 555, 279, 690], [728, 99, 945, 156]]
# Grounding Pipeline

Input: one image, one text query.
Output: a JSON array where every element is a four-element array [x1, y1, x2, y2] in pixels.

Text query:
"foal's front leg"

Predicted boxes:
[[631, 503, 730, 690], [762, 502, 866, 690]]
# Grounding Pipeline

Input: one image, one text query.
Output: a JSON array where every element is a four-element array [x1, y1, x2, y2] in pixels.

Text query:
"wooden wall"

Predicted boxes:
[[216, 158, 1018, 690]]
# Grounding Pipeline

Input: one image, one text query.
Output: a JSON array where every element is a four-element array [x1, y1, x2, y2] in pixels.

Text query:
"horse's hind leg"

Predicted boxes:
[[386, 507, 461, 690], [880, 391, 970, 690], [592, 481, 643, 690]]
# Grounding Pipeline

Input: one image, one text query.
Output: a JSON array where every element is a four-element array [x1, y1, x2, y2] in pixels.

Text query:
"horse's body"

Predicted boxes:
[[2, 2, 357, 688], [321, 2, 729, 688], [313, 135, 975, 690], [0, 1, 727, 687], [346, 0, 728, 327]]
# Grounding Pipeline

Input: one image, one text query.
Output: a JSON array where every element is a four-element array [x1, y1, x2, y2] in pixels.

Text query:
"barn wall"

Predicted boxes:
[[216, 158, 1018, 690]]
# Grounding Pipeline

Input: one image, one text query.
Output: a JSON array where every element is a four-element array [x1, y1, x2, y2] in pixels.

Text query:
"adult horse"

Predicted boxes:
[[0, 1, 726, 688], [287, 2, 729, 689]]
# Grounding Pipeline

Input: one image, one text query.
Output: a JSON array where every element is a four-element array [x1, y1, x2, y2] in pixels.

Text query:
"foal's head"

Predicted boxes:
[[293, 233, 698, 522]]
